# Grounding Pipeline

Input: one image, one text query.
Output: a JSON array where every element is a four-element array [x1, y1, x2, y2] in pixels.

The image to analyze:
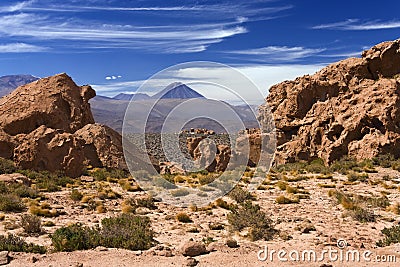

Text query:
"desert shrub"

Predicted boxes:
[[20, 214, 42, 234], [377, 225, 400, 247], [51, 223, 100, 252], [329, 157, 360, 174], [29, 202, 58, 217], [276, 181, 288, 190], [100, 214, 154, 250], [0, 234, 46, 253], [226, 238, 238, 248], [328, 190, 376, 222], [0, 157, 17, 174], [70, 189, 83, 201], [0, 194, 25, 212], [347, 206, 375, 223], [176, 212, 192, 223], [275, 195, 299, 204], [43, 220, 55, 227], [215, 198, 236, 210], [19, 170, 74, 192], [0, 182, 39, 199], [228, 186, 255, 203], [228, 201, 275, 241], [387, 203, 400, 215], [121, 198, 137, 213], [372, 154, 396, 168], [347, 171, 368, 182], [136, 196, 156, 209], [275, 161, 307, 173], [305, 158, 331, 174]]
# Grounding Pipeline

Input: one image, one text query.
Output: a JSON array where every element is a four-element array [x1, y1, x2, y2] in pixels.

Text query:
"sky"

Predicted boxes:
[[0, 0, 399, 101]]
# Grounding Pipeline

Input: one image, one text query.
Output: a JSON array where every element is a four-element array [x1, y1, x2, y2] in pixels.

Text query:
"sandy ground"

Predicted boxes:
[[2, 166, 400, 266]]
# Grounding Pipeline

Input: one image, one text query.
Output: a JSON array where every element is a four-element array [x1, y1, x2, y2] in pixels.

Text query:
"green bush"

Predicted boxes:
[[18, 170, 74, 192], [377, 225, 400, 247], [20, 214, 42, 234], [0, 234, 46, 253], [228, 186, 255, 203], [228, 201, 275, 241], [347, 171, 368, 182], [100, 214, 154, 250], [52, 223, 100, 252], [0, 181, 39, 199], [70, 189, 83, 202], [0, 194, 25, 212], [135, 196, 156, 209], [52, 214, 155, 252], [0, 157, 17, 174]]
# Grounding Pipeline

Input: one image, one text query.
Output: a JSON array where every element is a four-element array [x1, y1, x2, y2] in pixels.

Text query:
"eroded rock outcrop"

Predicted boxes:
[[0, 73, 95, 135], [0, 73, 134, 177], [260, 39, 400, 164]]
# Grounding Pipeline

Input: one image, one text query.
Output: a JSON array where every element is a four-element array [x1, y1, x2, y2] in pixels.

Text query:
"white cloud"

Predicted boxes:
[[313, 19, 400, 30], [227, 46, 325, 62], [0, 0, 35, 13], [0, 42, 47, 53], [105, 75, 122, 80], [0, 13, 247, 53]]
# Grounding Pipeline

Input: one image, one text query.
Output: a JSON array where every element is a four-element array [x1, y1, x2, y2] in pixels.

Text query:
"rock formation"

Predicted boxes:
[[0, 73, 146, 177], [260, 39, 400, 164]]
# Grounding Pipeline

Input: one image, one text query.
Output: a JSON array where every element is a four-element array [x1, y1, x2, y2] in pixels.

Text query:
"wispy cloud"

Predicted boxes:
[[0, 0, 291, 54], [313, 19, 400, 30], [226, 46, 325, 62], [0, 42, 47, 53], [0, 13, 246, 53], [0, 0, 35, 13]]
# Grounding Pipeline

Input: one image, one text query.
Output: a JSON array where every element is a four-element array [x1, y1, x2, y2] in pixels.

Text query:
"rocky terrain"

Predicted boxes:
[[260, 39, 400, 165], [0, 73, 151, 177], [0, 39, 400, 267]]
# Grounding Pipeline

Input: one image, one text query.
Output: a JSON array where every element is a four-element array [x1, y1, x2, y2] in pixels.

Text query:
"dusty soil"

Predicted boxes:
[[2, 166, 400, 267]]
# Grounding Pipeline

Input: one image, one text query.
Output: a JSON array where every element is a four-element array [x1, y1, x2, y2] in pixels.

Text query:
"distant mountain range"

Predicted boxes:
[[0, 75, 39, 97], [0, 76, 259, 133]]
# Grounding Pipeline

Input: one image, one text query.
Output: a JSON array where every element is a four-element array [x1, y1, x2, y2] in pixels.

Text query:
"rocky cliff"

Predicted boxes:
[[260, 39, 400, 164], [0, 73, 148, 177]]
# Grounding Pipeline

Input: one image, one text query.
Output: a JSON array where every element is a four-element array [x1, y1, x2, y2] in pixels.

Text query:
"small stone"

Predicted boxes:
[[95, 246, 108, 252], [0, 251, 9, 265], [30, 255, 39, 263], [185, 257, 199, 267], [181, 241, 207, 257]]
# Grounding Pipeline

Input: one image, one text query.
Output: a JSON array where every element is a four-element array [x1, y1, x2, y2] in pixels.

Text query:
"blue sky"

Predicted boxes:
[[0, 0, 399, 99]]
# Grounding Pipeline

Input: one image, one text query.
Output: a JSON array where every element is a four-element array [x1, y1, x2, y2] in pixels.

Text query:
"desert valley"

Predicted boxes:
[[0, 39, 399, 267]]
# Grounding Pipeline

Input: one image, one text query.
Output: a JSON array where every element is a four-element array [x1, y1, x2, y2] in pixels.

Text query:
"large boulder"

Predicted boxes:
[[13, 126, 86, 177], [260, 39, 400, 164], [0, 73, 95, 135], [75, 123, 127, 170], [0, 73, 147, 176], [0, 128, 15, 159]]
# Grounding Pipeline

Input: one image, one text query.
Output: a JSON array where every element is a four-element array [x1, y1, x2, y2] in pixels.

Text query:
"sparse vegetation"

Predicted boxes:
[[0, 234, 46, 253], [20, 214, 42, 234], [275, 195, 299, 204], [228, 186, 255, 203], [0, 157, 17, 174], [228, 200, 275, 241], [70, 189, 83, 201], [377, 225, 400, 247], [0, 194, 25, 212], [52, 214, 154, 252], [176, 212, 192, 223]]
